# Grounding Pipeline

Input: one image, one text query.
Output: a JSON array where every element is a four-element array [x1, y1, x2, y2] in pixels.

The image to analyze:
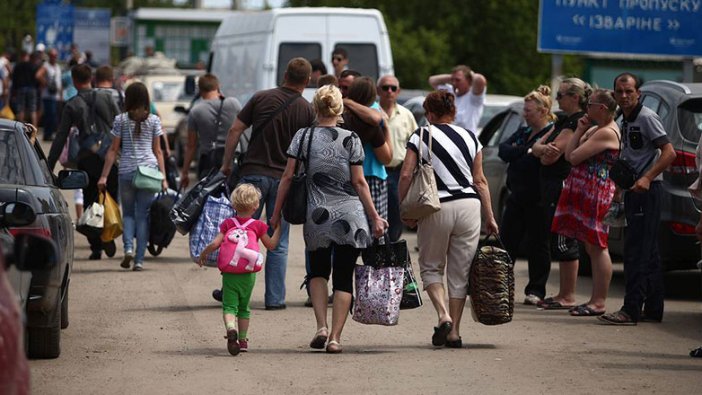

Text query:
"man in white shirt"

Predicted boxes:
[[378, 75, 418, 241], [428, 65, 487, 135]]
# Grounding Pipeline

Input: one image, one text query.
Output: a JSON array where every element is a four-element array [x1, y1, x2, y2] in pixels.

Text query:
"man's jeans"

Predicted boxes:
[[239, 175, 290, 306], [622, 182, 664, 321], [42, 98, 58, 140]]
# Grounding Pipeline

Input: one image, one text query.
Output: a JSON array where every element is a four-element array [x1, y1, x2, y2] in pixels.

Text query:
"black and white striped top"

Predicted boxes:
[[406, 123, 482, 202]]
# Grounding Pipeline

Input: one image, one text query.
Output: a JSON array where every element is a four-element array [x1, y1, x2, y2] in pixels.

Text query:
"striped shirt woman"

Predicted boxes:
[[399, 90, 498, 348]]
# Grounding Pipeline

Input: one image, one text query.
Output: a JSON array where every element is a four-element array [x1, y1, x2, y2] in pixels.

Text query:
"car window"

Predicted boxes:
[[677, 98, 702, 143], [0, 129, 26, 184], [334, 43, 379, 80], [30, 140, 54, 185], [496, 112, 525, 145], [641, 94, 670, 120], [277, 43, 322, 86], [151, 80, 187, 102], [479, 111, 508, 146], [479, 104, 507, 129]]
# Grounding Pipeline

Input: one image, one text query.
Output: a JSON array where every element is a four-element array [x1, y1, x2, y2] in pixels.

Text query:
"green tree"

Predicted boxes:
[[288, 0, 583, 95]]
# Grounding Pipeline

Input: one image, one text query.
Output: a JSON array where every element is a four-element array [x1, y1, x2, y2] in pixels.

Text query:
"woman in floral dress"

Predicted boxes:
[[551, 89, 621, 317]]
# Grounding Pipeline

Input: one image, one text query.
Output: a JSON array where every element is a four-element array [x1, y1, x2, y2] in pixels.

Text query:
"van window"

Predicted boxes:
[[277, 43, 322, 86], [334, 44, 378, 80]]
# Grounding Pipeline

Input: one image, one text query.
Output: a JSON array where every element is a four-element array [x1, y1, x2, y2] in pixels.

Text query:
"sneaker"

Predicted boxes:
[[238, 338, 248, 352], [120, 252, 134, 269], [133, 262, 143, 271], [212, 289, 223, 302], [523, 294, 542, 306], [103, 240, 116, 258]]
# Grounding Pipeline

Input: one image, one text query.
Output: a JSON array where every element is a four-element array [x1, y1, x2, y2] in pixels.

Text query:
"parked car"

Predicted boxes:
[[399, 93, 522, 134], [0, 119, 88, 358], [477, 80, 702, 271], [1, 202, 58, 392]]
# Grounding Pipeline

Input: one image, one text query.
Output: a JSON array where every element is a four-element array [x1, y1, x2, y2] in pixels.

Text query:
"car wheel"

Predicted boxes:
[[60, 286, 69, 329], [27, 296, 61, 359]]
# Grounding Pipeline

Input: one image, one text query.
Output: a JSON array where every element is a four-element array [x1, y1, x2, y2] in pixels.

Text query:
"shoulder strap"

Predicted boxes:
[[231, 217, 255, 230], [250, 93, 302, 145]]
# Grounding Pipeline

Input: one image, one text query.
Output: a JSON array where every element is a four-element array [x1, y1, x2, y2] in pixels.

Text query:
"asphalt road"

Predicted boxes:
[[29, 213, 702, 394]]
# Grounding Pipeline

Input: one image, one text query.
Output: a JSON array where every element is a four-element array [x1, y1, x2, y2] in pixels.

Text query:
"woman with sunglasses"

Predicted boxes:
[[531, 78, 592, 310], [551, 89, 621, 317]]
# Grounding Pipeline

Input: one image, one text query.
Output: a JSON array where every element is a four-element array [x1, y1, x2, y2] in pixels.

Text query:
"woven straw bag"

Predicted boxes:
[[469, 234, 514, 325]]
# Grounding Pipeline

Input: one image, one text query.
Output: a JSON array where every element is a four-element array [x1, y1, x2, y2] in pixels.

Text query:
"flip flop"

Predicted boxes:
[[541, 300, 577, 310], [569, 304, 605, 317], [432, 321, 453, 346]]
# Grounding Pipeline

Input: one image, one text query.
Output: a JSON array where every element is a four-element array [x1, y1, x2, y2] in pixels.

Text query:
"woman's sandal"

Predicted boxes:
[[309, 327, 328, 350], [326, 340, 342, 354]]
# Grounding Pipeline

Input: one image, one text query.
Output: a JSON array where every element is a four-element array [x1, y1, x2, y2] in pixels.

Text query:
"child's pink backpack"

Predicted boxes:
[[217, 218, 264, 274]]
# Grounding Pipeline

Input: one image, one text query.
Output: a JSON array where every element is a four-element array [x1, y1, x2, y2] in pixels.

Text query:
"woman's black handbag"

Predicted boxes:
[[362, 236, 423, 310], [609, 158, 638, 190], [283, 127, 313, 225]]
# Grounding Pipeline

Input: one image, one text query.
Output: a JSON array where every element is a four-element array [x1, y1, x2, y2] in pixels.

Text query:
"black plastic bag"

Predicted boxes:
[[400, 260, 423, 310], [150, 190, 178, 248], [169, 169, 227, 235]]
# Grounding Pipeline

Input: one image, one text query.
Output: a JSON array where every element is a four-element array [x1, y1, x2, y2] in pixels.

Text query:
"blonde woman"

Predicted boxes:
[[531, 78, 593, 310], [551, 89, 621, 317], [498, 86, 556, 306], [271, 85, 386, 354]]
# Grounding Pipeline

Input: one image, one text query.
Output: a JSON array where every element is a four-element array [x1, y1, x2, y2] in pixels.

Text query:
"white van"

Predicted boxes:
[[209, 7, 394, 104]]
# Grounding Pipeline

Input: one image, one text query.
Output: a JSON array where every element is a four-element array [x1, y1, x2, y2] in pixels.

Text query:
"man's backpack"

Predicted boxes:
[[75, 90, 113, 160]]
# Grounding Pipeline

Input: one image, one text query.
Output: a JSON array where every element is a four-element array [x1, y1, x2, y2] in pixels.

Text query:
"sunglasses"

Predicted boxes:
[[587, 101, 606, 108], [380, 85, 398, 92], [556, 91, 570, 100]]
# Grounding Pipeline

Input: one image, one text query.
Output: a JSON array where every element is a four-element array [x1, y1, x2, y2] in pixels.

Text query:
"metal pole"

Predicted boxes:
[[682, 58, 694, 83], [551, 54, 563, 98]]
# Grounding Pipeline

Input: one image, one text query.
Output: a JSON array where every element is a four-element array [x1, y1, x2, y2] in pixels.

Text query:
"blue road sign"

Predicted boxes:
[[538, 0, 702, 57], [36, 3, 74, 59]]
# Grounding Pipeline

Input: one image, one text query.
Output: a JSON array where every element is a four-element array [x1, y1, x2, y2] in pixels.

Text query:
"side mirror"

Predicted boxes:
[[174, 105, 188, 114], [0, 202, 36, 227], [13, 233, 57, 271], [57, 170, 89, 190], [184, 75, 196, 96]]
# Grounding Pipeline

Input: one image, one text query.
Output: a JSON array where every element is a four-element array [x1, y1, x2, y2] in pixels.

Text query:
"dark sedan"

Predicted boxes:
[[478, 80, 702, 271], [0, 119, 87, 359]]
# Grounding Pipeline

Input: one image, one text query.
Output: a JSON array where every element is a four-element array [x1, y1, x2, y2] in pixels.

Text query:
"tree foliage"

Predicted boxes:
[[288, 0, 583, 95]]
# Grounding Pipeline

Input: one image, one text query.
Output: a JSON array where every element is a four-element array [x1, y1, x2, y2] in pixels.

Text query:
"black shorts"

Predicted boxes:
[[542, 178, 579, 261]]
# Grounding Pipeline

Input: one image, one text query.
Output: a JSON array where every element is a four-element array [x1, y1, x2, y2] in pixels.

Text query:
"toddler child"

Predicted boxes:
[[198, 183, 280, 356]]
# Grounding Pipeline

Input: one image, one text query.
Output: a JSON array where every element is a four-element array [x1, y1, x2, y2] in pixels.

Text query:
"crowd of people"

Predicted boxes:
[[3, 42, 700, 357]]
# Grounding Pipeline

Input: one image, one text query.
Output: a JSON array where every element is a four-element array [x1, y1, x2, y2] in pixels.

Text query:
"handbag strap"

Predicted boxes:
[[292, 126, 314, 175], [417, 125, 434, 167], [212, 96, 226, 149], [248, 93, 303, 149]]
